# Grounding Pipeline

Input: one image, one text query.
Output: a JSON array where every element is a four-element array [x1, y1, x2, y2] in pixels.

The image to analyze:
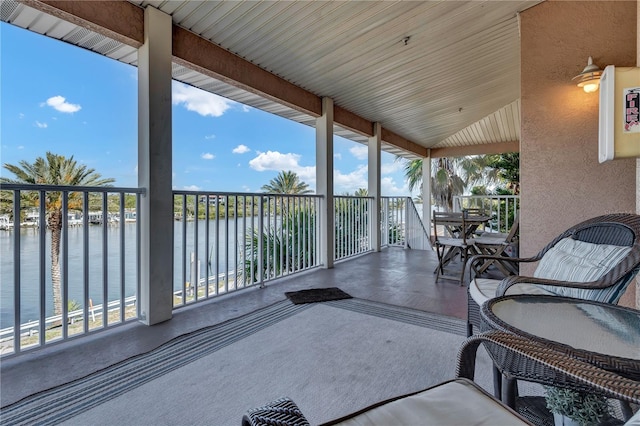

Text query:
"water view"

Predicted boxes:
[[0, 219, 251, 328]]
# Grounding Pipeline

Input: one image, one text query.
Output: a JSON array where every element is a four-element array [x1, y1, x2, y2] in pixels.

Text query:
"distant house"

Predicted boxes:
[[198, 195, 225, 205]]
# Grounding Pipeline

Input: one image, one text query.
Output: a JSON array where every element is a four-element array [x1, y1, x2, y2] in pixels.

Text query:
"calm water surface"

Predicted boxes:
[[0, 219, 252, 327]]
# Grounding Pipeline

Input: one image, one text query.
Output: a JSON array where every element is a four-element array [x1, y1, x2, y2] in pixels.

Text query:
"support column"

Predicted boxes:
[[368, 123, 382, 252], [422, 152, 432, 241], [138, 6, 173, 325], [316, 98, 334, 268]]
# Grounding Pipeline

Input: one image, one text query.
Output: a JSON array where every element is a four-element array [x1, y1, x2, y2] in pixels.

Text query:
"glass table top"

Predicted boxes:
[[486, 296, 640, 362]]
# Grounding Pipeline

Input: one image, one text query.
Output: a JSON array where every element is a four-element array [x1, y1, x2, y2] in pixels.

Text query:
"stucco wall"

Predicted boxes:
[[519, 1, 637, 306]]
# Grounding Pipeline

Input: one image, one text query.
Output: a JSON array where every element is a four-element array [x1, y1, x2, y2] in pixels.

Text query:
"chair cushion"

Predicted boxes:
[[325, 379, 529, 425], [469, 278, 555, 306], [533, 237, 631, 302]]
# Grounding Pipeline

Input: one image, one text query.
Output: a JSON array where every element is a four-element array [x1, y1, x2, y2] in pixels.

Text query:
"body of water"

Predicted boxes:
[[0, 219, 254, 328]]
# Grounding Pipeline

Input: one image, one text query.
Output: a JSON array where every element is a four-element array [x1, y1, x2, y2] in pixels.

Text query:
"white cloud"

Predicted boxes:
[[17, 145, 24, 150], [183, 185, 201, 191], [249, 150, 316, 185], [19, 113, 24, 119], [232, 144, 250, 154], [44, 96, 81, 113], [172, 82, 233, 117], [334, 153, 342, 160], [35, 121, 48, 128], [242, 105, 251, 112], [334, 165, 368, 194], [381, 161, 404, 175], [349, 145, 368, 160], [381, 176, 409, 196], [205, 134, 216, 140], [201, 153, 215, 160]]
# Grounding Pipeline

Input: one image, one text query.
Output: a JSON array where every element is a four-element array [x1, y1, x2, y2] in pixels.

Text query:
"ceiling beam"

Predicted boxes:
[[26, 0, 429, 158], [430, 141, 519, 158], [23, 0, 144, 48]]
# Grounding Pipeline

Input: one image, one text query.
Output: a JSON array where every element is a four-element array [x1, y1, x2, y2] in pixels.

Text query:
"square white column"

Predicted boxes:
[[316, 98, 334, 268], [368, 123, 382, 252], [138, 6, 173, 325]]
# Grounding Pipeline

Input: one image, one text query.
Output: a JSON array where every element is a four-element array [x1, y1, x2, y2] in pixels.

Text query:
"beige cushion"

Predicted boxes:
[[327, 379, 529, 425], [469, 278, 555, 305]]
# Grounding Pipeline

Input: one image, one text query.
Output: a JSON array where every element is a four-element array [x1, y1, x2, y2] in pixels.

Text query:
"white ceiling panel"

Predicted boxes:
[[3, 0, 543, 158]]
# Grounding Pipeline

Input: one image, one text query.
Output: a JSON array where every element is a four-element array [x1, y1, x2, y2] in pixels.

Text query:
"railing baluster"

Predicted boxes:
[[13, 190, 21, 353], [101, 193, 108, 328], [205, 194, 210, 298], [38, 191, 46, 346], [62, 191, 69, 338], [83, 192, 90, 333], [181, 194, 187, 307], [119, 193, 125, 323]]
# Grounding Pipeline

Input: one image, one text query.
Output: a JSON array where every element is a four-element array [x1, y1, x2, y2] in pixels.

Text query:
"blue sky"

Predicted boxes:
[[1, 23, 412, 195]]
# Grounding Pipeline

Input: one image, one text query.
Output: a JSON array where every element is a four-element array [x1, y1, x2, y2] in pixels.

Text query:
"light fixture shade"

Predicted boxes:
[[573, 56, 603, 92]]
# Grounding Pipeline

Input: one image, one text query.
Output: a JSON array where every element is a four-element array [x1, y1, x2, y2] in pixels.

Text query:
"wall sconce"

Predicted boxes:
[[572, 56, 603, 93]]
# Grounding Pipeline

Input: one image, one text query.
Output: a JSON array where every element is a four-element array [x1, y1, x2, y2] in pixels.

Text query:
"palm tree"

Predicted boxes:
[[400, 156, 499, 211], [261, 170, 312, 194], [2, 152, 115, 318]]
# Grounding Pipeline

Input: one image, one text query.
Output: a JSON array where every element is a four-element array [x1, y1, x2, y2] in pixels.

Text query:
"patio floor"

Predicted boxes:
[[0, 246, 470, 407]]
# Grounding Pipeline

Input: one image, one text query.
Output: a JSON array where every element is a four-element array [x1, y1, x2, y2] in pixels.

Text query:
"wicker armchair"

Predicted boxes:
[[466, 213, 640, 337]]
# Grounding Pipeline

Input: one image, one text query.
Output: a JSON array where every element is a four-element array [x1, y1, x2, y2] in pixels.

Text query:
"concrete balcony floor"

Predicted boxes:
[[1, 247, 468, 408]]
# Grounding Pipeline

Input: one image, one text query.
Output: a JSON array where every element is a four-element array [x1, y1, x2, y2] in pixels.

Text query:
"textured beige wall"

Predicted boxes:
[[520, 1, 637, 306]]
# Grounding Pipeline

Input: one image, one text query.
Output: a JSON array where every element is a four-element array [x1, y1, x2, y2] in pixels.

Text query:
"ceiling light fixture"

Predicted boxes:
[[572, 56, 603, 93]]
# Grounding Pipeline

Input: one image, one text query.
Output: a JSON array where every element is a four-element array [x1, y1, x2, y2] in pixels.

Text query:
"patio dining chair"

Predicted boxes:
[[466, 213, 640, 337], [471, 212, 520, 277], [433, 211, 477, 285]]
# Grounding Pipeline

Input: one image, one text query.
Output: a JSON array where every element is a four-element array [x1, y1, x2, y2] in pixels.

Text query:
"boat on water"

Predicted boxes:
[[21, 212, 40, 228], [0, 215, 13, 230]]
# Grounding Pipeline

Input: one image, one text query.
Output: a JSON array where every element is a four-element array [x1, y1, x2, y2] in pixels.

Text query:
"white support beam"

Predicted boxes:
[[316, 98, 334, 268], [422, 152, 432, 236], [368, 123, 382, 252], [138, 6, 173, 325]]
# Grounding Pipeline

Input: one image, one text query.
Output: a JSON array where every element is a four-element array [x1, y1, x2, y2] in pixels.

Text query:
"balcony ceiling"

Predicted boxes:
[[2, 0, 543, 158]]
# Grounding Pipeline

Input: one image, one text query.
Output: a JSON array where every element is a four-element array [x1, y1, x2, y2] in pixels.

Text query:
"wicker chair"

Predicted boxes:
[[466, 213, 640, 338]]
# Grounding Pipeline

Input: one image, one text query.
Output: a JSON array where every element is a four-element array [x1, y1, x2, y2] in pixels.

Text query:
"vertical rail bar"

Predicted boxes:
[[205, 194, 210, 298], [83, 192, 90, 333], [233, 195, 238, 290], [38, 191, 46, 346], [193, 194, 199, 302], [119, 193, 125, 322], [101, 193, 108, 328], [214, 197, 219, 295], [136, 192, 141, 319], [181, 194, 187, 306], [13, 190, 21, 353], [258, 195, 264, 286], [224, 195, 229, 293], [62, 191, 69, 338]]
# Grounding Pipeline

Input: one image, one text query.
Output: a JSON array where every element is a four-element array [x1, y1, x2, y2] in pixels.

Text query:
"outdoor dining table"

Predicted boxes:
[[480, 294, 640, 417], [436, 213, 491, 239], [432, 213, 491, 277]]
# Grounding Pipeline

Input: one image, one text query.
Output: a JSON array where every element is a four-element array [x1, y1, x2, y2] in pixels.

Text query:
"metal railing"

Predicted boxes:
[[0, 183, 143, 356], [172, 192, 322, 308], [334, 196, 373, 261], [0, 184, 430, 356], [453, 195, 520, 234], [381, 197, 431, 250]]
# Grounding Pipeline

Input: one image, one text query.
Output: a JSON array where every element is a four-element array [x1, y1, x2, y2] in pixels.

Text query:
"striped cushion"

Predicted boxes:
[[534, 237, 631, 302]]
